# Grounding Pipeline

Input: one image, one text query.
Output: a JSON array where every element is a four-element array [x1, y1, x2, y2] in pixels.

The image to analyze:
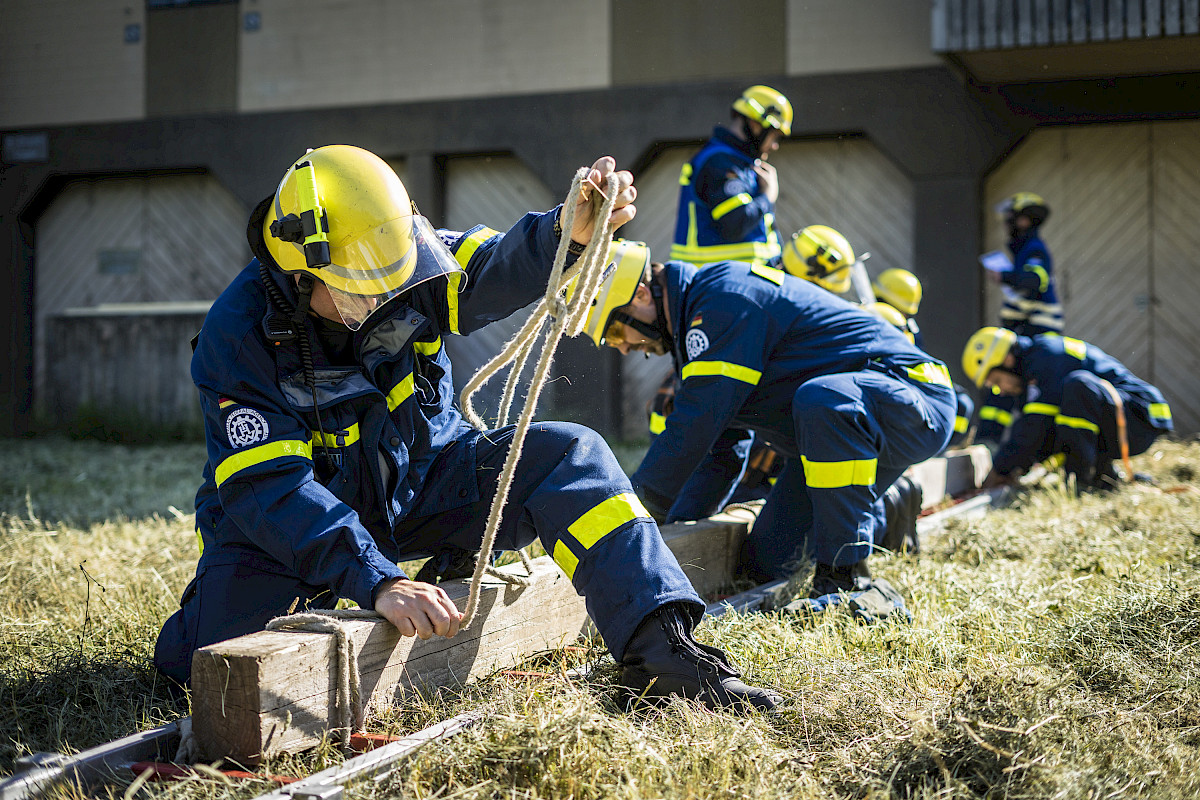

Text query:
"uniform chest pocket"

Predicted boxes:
[[412, 353, 446, 412]]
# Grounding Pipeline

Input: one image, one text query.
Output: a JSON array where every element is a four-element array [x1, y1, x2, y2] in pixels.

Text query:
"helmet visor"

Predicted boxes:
[[323, 215, 462, 330]]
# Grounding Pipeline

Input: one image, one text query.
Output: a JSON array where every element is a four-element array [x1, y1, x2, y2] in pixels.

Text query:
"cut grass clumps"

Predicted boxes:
[[2, 436, 1199, 799]]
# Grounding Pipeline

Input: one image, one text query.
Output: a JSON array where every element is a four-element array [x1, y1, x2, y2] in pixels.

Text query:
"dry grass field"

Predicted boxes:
[[2, 436, 1199, 799]]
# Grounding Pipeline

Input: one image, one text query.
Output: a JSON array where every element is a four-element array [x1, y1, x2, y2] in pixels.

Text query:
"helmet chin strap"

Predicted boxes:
[[740, 117, 768, 158], [609, 279, 675, 354]]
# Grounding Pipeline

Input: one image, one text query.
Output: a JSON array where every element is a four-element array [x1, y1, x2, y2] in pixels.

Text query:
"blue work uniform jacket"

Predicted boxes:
[[191, 212, 566, 610], [999, 229, 1062, 334], [671, 127, 781, 266], [992, 334, 1173, 474], [632, 261, 946, 501]]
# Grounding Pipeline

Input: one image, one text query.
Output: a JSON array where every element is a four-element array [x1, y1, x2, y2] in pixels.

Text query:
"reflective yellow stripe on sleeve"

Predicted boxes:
[[1025, 264, 1050, 292], [1023, 402, 1060, 417], [1062, 337, 1086, 360], [567, 492, 650, 549], [648, 412, 667, 435], [681, 360, 762, 386], [801, 455, 877, 488], [453, 226, 500, 270], [678, 163, 693, 186], [979, 406, 1013, 426], [215, 439, 312, 487], [414, 336, 442, 356], [954, 415, 969, 434], [712, 193, 753, 221], [195, 526, 204, 554], [387, 373, 415, 411], [749, 263, 785, 285], [1054, 414, 1100, 434], [906, 362, 953, 388], [552, 540, 580, 579], [1149, 402, 1172, 422]]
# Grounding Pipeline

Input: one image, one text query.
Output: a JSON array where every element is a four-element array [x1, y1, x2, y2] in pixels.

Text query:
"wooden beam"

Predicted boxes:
[[191, 558, 588, 764], [189, 449, 991, 764], [905, 446, 991, 509]]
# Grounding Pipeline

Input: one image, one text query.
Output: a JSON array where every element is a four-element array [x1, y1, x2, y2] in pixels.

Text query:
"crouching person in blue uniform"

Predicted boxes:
[[962, 327, 1172, 492], [153, 145, 780, 712], [580, 242, 957, 622]]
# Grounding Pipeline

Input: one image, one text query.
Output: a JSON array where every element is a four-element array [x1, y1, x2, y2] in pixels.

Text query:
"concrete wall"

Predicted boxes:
[[0, 0, 145, 128], [238, 0, 609, 112], [786, 0, 940, 75]]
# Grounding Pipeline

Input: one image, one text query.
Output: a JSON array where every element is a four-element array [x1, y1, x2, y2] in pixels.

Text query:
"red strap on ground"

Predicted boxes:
[[128, 761, 298, 784]]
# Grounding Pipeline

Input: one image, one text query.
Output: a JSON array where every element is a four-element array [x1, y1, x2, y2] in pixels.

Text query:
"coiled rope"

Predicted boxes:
[[456, 167, 620, 628]]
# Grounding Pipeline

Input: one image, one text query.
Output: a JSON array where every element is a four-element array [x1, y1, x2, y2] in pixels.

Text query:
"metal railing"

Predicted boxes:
[[932, 0, 1200, 51]]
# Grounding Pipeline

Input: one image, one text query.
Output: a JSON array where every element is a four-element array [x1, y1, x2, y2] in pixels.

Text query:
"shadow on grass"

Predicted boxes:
[[0, 650, 188, 777]]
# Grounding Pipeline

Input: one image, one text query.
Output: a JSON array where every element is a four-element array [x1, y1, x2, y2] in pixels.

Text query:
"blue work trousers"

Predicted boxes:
[[1057, 371, 1161, 480], [742, 369, 955, 579], [154, 422, 700, 684]]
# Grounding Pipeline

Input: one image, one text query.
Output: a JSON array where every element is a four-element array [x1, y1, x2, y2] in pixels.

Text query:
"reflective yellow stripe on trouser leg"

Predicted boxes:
[[551, 492, 650, 580]]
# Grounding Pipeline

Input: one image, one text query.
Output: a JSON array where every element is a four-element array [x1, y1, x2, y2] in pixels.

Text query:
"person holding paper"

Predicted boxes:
[[977, 193, 1062, 444]]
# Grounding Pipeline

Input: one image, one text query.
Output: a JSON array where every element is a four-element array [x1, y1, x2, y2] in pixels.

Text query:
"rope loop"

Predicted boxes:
[[455, 168, 619, 628]]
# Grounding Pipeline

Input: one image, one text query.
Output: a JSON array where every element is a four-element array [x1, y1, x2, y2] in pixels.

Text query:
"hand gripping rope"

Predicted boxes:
[[231, 170, 619, 752], [455, 167, 620, 627]]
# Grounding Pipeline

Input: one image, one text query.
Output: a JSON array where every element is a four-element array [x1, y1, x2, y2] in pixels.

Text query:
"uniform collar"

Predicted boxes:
[[711, 125, 759, 160]]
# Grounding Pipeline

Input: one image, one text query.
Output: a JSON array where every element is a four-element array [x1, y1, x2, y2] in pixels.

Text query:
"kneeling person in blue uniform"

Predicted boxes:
[[962, 327, 1172, 491], [582, 242, 957, 621], [153, 145, 779, 712]]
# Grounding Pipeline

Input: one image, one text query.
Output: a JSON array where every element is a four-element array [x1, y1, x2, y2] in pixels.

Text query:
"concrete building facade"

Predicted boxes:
[[2, 0, 1197, 436]]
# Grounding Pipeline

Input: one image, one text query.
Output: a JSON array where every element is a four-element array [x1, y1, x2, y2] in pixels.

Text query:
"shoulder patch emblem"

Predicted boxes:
[[226, 407, 270, 448], [437, 230, 464, 250], [685, 328, 710, 360]]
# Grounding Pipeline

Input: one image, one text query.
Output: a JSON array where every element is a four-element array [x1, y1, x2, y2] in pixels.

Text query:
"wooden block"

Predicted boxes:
[[191, 557, 588, 765], [659, 506, 759, 597], [904, 446, 992, 508]]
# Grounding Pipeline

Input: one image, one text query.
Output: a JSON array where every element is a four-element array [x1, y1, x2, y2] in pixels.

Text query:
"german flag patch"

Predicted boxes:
[[690, 313, 703, 328]]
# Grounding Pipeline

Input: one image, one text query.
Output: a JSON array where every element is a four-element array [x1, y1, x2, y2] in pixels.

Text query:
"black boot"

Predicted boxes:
[[809, 560, 872, 598], [881, 476, 923, 554], [619, 603, 782, 712]]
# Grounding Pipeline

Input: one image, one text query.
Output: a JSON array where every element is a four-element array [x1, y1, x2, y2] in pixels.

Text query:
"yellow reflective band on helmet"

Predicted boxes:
[[906, 362, 953, 388], [195, 526, 204, 555], [1055, 414, 1100, 434], [552, 539, 580, 579], [955, 415, 969, 434], [567, 492, 650, 550], [1026, 264, 1050, 292], [750, 263, 786, 285], [801, 455, 877, 488], [649, 412, 666, 435], [215, 439, 313, 487], [414, 337, 442, 356], [681, 360, 762, 385], [712, 193, 753, 221], [1150, 403, 1172, 422], [1062, 337, 1086, 360], [453, 226, 500, 271], [1024, 402, 1060, 417], [979, 406, 1013, 426], [386, 373, 415, 411], [679, 162, 693, 187], [311, 423, 361, 448]]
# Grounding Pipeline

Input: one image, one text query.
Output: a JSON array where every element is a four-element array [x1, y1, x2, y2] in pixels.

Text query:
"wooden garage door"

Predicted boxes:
[[34, 173, 249, 398], [443, 154, 557, 427], [984, 121, 1200, 434], [617, 136, 915, 440]]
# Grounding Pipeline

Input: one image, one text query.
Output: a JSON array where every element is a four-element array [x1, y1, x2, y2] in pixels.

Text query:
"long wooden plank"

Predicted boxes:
[[904, 446, 992, 508], [191, 558, 588, 765]]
